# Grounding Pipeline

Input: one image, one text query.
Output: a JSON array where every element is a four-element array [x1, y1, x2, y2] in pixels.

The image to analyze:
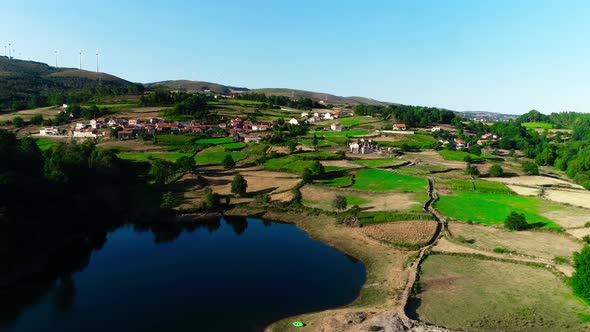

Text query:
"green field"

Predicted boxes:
[[299, 139, 335, 147], [411, 254, 590, 331], [522, 122, 554, 129], [439, 149, 484, 162], [358, 211, 433, 225], [195, 137, 235, 145], [318, 173, 353, 187], [376, 134, 436, 150], [449, 179, 514, 194], [352, 169, 426, 192], [35, 138, 54, 152], [435, 191, 559, 230], [222, 142, 246, 150], [353, 158, 402, 168], [335, 117, 379, 127], [194, 145, 245, 165], [264, 157, 315, 174], [308, 130, 369, 138], [117, 152, 191, 162]]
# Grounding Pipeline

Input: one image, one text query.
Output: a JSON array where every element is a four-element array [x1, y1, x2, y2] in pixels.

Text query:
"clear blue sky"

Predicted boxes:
[[2, 0, 590, 114]]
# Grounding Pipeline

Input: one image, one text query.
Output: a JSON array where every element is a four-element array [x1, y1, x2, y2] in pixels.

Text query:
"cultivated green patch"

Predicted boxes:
[[194, 145, 245, 165], [353, 158, 403, 168], [195, 137, 235, 145], [35, 138, 54, 152], [117, 152, 191, 162], [522, 122, 554, 129], [352, 169, 426, 192], [435, 191, 560, 230], [439, 150, 484, 162], [308, 130, 369, 138]]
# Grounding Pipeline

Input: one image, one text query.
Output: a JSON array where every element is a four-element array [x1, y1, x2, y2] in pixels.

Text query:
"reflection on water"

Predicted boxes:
[[1, 218, 365, 332]]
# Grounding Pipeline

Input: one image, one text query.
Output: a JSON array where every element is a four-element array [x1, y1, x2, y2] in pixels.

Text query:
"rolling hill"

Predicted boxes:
[[0, 56, 132, 109]]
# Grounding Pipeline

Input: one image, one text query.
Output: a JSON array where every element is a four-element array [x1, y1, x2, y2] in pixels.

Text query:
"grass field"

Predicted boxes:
[[222, 142, 246, 150], [195, 137, 235, 145], [308, 130, 369, 138], [353, 158, 403, 168], [435, 191, 560, 230], [449, 179, 514, 194], [522, 122, 554, 129], [358, 211, 433, 225], [194, 145, 245, 165], [410, 254, 590, 331], [117, 152, 191, 162], [317, 173, 354, 187], [335, 116, 379, 127], [264, 157, 316, 174], [298, 139, 335, 147], [352, 169, 426, 192], [376, 134, 436, 150], [35, 138, 54, 152], [439, 149, 484, 162]]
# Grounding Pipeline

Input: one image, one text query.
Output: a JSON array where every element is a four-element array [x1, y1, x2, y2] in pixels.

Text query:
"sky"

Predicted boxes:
[[1, 0, 590, 114]]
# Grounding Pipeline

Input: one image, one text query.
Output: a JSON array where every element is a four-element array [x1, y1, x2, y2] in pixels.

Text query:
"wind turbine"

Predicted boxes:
[[8, 43, 11, 59], [3, 45, 6, 57], [79, 50, 83, 70], [96, 49, 101, 86], [54, 50, 59, 67]]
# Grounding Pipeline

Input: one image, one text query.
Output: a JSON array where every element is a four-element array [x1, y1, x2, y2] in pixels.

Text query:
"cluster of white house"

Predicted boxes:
[[439, 133, 500, 150]]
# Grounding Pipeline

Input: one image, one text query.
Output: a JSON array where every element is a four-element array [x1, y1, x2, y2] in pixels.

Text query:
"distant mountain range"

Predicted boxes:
[[0, 57, 520, 116]]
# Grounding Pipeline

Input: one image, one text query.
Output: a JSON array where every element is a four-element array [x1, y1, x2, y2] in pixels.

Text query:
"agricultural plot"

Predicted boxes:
[[361, 221, 437, 247], [435, 191, 560, 230], [439, 150, 484, 162], [448, 179, 514, 194], [410, 255, 590, 331], [447, 222, 582, 261], [522, 122, 554, 129], [194, 137, 235, 145], [222, 142, 246, 150], [298, 139, 335, 147], [264, 151, 344, 174], [353, 158, 404, 168], [352, 169, 426, 192], [194, 146, 245, 165], [307, 130, 369, 138], [300, 186, 423, 212], [35, 138, 54, 151], [357, 211, 433, 225], [376, 134, 436, 150], [118, 152, 191, 162], [317, 173, 354, 187]]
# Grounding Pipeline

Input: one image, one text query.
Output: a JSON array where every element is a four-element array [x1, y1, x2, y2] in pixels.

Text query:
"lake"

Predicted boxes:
[[0, 217, 366, 332]]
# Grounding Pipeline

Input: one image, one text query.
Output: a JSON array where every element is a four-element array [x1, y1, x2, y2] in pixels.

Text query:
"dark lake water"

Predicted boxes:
[[0, 217, 365, 332]]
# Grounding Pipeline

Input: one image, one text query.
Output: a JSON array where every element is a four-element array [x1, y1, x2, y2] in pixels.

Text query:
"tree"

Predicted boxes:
[[311, 160, 325, 177], [222, 154, 235, 169], [332, 195, 347, 212], [571, 245, 590, 303], [489, 164, 504, 177], [468, 144, 482, 156], [302, 168, 313, 184], [231, 174, 248, 196], [522, 161, 539, 175], [504, 211, 527, 230], [202, 188, 219, 209], [176, 156, 196, 173], [30, 114, 44, 125], [312, 134, 318, 147], [149, 159, 176, 184], [464, 162, 480, 177], [12, 116, 24, 128], [288, 141, 298, 153]]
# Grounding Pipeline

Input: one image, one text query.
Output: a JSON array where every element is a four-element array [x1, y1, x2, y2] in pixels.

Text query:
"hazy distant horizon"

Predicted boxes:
[[3, 0, 590, 115]]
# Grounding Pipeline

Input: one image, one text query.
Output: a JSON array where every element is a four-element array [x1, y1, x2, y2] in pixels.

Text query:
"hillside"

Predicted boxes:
[[146, 80, 391, 106], [0, 56, 132, 109]]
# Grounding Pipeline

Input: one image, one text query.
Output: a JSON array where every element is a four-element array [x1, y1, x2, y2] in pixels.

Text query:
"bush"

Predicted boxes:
[[455, 235, 475, 244], [465, 162, 480, 177], [571, 245, 590, 303], [489, 164, 504, 177], [222, 154, 235, 169], [553, 256, 568, 265], [522, 161, 539, 175], [12, 116, 25, 128], [202, 188, 219, 209], [231, 174, 247, 196], [583, 235, 590, 244], [504, 211, 527, 231], [493, 247, 515, 254], [332, 195, 347, 211]]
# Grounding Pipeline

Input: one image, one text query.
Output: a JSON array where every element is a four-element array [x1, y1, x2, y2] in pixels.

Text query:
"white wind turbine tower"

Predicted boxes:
[[54, 50, 59, 68], [96, 49, 101, 86], [79, 50, 83, 70]]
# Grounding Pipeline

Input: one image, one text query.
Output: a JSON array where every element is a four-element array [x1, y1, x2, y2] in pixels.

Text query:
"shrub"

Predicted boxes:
[[583, 235, 590, 244], [202, 188, 219, 209], [465, 162, 480, 177], [553, 256, 568, 265], [489, 164, 504, 177], [222, 154, 235, 169], [231, 174, 247, 196], [12, 116, 25, 128], [493, 247, 515, 254], [504, 211, 527, 231], [455, 235, 475, 244], [572, 245, 590, 303], [585, 222, 590, 228], [332, 195, 347, 211], [522, 161, 539, 175]]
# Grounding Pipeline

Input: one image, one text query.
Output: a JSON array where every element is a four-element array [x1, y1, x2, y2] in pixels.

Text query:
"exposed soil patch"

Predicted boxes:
[[361, 221, 438, 245]]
